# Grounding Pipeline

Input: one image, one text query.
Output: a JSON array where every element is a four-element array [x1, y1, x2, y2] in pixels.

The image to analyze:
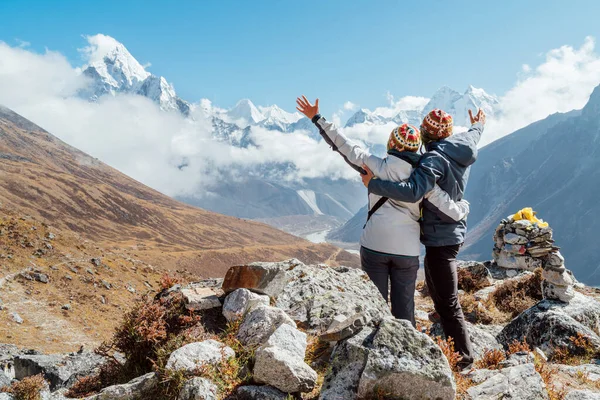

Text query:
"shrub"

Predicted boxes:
[[435, 336, 474, 398], [490, 268, 543, 318], [1, 374, 46, 400], [507, 338, 531, 355], [474, 349, 506, 370], [457, 268, 489, 293], [550, 333, 599, 365]]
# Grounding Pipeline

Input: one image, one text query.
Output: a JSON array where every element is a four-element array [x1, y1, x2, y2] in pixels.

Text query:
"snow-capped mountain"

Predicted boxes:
[[345, 86, 500, 130], [227, 99, 266, 124], [423, 85, 500, 126], [80, 39, 190, 115]]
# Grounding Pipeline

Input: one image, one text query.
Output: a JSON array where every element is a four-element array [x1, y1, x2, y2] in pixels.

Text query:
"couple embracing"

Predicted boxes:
[[296, 96, 486, 369]]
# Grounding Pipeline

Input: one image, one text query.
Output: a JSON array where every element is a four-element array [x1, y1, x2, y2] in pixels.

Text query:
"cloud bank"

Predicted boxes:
[[1, 35, 599, 197]]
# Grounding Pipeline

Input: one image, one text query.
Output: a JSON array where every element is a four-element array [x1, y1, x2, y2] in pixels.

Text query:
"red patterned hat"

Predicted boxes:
[[421, 109, 454, 141], [387, 124, 421, 153]]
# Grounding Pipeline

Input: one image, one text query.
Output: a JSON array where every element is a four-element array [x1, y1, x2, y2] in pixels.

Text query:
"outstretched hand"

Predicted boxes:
[[361, 164, 374, 188], [468, 108, 486, 126], [296, 96, 319, 120]]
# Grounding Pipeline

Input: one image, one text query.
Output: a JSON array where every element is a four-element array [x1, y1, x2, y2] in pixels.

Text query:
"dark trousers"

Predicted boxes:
[[360, 247, 419, 327], [425, 244, 474, 365]]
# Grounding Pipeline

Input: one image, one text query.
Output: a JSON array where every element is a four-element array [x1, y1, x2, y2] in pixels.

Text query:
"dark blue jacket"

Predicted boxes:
[[368, 122, 484, 247]]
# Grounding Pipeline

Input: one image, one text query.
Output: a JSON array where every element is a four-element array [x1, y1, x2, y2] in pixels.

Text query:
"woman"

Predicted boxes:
[[296, 96, 469, 326]]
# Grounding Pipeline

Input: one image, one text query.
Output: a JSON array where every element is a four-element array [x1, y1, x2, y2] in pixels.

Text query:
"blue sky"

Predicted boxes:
[[1, 0, 600, 116]]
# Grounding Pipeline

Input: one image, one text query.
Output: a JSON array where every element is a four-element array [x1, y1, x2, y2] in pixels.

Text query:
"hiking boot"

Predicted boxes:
[[428, 311, 441, 324]]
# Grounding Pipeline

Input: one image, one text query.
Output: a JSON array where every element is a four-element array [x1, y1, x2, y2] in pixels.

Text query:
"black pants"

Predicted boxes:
[[425, 244, 474, 366], [360, 247, 419, 327]]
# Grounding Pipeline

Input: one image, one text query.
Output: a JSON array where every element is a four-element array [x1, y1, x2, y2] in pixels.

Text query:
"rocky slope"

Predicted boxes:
[[1, 253, 599, 400], [0, 105, 359, 278]]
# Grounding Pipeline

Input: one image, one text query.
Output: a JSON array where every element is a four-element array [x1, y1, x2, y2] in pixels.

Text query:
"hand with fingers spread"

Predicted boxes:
[[296, 95, 320, 120], [468, 108, 486, 126]]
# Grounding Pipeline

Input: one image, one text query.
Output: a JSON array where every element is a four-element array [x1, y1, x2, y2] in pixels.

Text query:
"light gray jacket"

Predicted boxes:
[[313, 116, 469, 256]]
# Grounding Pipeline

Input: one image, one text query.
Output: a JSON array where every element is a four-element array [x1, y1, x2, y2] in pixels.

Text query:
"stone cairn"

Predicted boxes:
[[493, 208, 575, 302]]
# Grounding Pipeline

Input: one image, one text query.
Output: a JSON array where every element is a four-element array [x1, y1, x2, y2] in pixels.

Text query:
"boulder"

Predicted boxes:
[[467, 363, 548, 399], [557, 364, 600, 383], [496, 252, 542, 271], [276, 263, 391, 333], [14, 351, 105, 390], [0, 394, 12, 400], [498, 292, 600, 356], [83, 372, 158, 400], [178, 377, 218, 400], [319, 327, 373, 400], [166, 340, 234, 372], [542, 268, 574, 286], [222, 289, 270, 322], [357, 317, 455, 400], [253, 324, 317, 393], [180, 285, 221, 311], [0, 371, 11, 388], [319, 313, 368, 343], [222, 260, 295, 297], [542, 280, 576, 302], [236, 385, 288, 400], [498, 351, 535, 368], [237, 305, 296, 347], [565, 390, 600, 400]]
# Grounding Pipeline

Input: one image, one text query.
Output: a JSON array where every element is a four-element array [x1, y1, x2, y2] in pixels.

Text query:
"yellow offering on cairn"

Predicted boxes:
[[512, 207, 549, 228]]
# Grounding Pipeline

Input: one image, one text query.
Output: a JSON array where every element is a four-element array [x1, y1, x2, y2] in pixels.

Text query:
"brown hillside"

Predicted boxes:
[[0, 105, 358, 277]]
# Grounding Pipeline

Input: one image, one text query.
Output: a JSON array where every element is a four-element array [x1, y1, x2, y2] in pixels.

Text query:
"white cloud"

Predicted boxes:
[[0, 39, 356, 197], [343, 101, 357, 111], [78, 33, 122, 64], [373, 95, 429, 118], [482, 36, 600, 146], [15, 39, 30, 48], [521, 64, 531, 73]]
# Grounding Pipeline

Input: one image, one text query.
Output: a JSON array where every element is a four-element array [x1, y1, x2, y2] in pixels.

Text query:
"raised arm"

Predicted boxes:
[[296, 96, 386, 176]]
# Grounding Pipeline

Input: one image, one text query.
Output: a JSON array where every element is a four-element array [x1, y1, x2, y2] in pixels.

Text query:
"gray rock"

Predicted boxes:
[[276, 263, 391, 333], [320, 327, 373, 400], [542, 268, 574, 286], [498, 292, 600, 356], [14, 351, 105, 390], [504, 233, 529, 245], [166, 340, 234, 372], [222, 288, 270, 322], [61, 304, 71, 311], [261, 323, 307, 357], [565, 390, 600, 400], [499, 351, 535, 368], [83, 372, 158, 400], [542, 280, 575, 302], [10, 313, 23, 324], [178, 377, 218, 400], [0, 370, 11, 388], [222, 260, 296, 297], [237, 305, 296, 347], [319, 313, 368, 343], [327, 314, 349, 330], [32, 272, 49, 283], [357, 317, 455, 400], [91, 258, 102, 267], [0, 394, 13, 400], [546, 251, 565, 267], [181, 285, 221, 311], [497, 252, 542, 271], [254, 347, 316, 393], [236, 385, 288, 400], [253, 324, 317, 393], [557, 364, 600, 382], [467, 363, 548, 400]]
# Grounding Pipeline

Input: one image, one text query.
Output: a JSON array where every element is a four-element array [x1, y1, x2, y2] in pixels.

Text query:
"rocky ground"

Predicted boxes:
[[0, 256, 599, 400]]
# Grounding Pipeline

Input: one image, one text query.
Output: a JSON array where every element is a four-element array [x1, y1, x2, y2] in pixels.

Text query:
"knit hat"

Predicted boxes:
[[421, 109, 453, 142], [387, 124, 421, 153]]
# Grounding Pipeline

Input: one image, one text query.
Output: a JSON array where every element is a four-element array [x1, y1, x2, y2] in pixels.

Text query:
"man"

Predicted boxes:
[[362, 108, 486, 368]]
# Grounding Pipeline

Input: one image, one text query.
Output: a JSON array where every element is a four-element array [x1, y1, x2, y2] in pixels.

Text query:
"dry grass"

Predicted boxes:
[[474, 349, 506, 370], [435, 336, 474, 398], [1, 374, 46, 400], [457, 268, 490, 293], [507, 338, 532, 355], [535, 359, 567, 400], [550, 333, 599, 365], [302, 335, 332, 400], [490, 268, 543, 318]]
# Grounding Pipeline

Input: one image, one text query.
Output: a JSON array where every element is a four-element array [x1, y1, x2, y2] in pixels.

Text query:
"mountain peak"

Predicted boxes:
[[582, 84, 600, 118], [228, 99, 265, 124], [82, 34, 150, 88]]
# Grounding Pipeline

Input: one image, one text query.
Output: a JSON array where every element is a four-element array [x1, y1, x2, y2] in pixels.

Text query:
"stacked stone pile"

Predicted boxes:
[[493, 209, 575, 302]]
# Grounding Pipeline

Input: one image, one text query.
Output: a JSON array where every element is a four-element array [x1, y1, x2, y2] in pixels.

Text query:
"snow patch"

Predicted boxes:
[[297, 190, 323, 215]]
